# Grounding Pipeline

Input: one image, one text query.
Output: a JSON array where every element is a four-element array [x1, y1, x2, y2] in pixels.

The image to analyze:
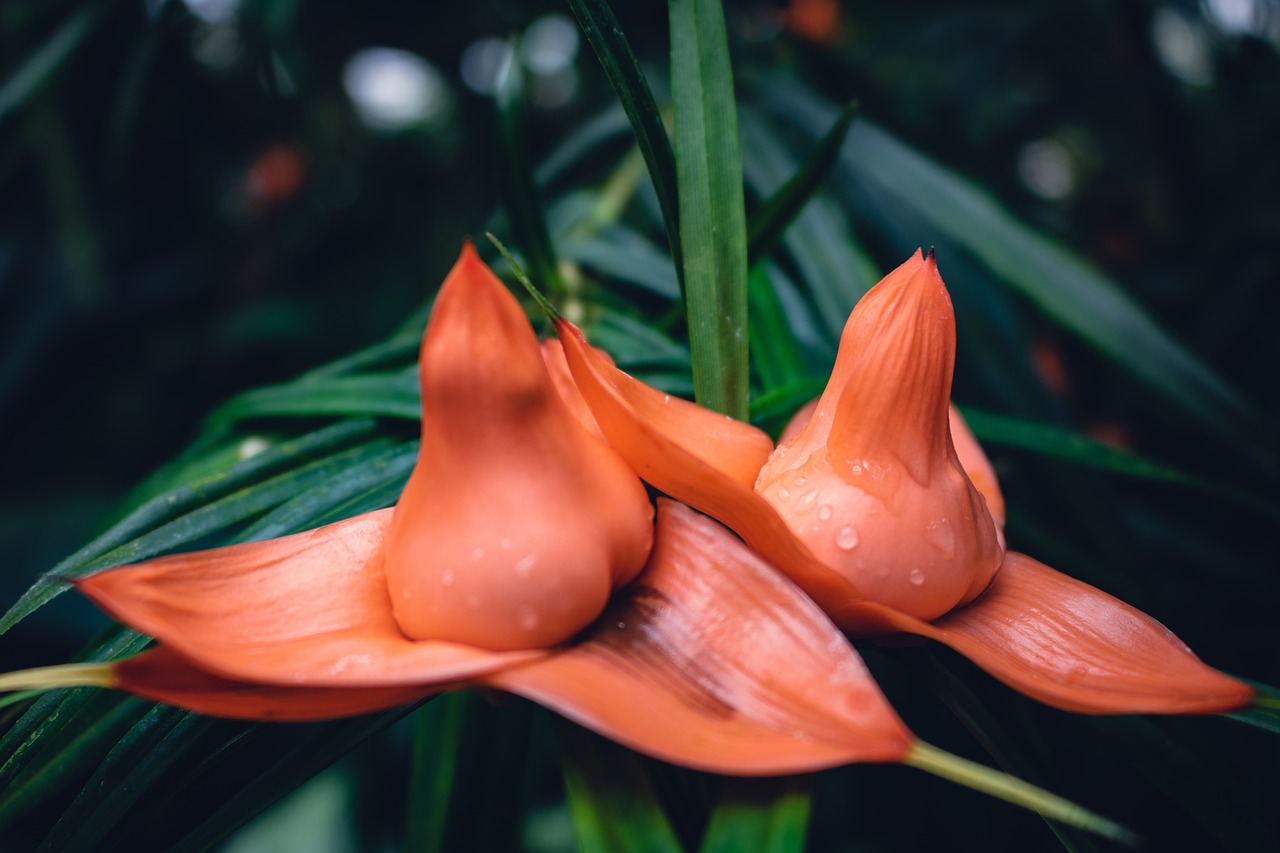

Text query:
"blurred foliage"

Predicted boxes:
[[1, 0, 1278, 850]]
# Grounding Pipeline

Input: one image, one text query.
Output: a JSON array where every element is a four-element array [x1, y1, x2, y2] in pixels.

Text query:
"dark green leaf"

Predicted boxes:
[[38, 707, 213, 851], [556, 721, 683, 853], [746, 100, 857, 268], [403, 693, 469, 853], [0, 2, 104, 125], [699, 776, 813, 853], [206, 371, 421, 427], [496, 53, 566, 297], [960, 407, 1280, 518], [567, 0, 682, 286]]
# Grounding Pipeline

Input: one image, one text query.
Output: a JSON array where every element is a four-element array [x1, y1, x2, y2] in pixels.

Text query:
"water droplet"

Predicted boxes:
[[925, 519, 956, 555], [797, 490, 818, 512], [441, 568, 455, 586], [817, 504, 833, 521], [615, 620, 626, 630], [663, 394, 671, 404], [515, 554, 536, 576], [794, 476, 808, 487], [909, 567, 925, 586], [777, 487, 791, 500], [1065, 663, 1089, 683], [499, 537, 513, 550], [519, 606, 539, 631], [470, 547, 485, 561], [835, 525, 859, 550]]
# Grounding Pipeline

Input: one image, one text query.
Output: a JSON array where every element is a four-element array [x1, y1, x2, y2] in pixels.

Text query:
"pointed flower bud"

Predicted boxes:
[[755, 251, 1002, 621], [384, 244, 653, 650]]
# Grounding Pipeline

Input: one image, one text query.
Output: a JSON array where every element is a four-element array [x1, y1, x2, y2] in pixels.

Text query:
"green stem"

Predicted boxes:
[[0, 662, 115, 696], [904, 740, 1139, 846]]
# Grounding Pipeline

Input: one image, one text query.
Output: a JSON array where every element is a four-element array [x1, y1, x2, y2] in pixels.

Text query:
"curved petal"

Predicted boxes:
[[555, 319, 773, 489], [918, 552, 1255, 714], [113, 646, 435, 721], [77, 509, 544, 688], [949, 406, 1005, 529], [556, 320, 866, 622], [387, 244, 653, 650], [486, 501, 913, 775]]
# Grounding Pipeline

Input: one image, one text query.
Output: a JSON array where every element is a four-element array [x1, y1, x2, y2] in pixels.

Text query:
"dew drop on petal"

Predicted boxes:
[[441, 568, 455, 586], [777, 487, 791, 500], [835, 525, 859, 551], [515, 554, 537, 577], [519, 605, 539, 631], [925, 518, 956, 556], [797, 490, 818, 512], [817, 504, 833, 521], [909, 567, 925, 586]]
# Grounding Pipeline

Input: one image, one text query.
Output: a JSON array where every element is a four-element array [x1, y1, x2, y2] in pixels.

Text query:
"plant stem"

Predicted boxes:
[[904, 740, 1139, 846]]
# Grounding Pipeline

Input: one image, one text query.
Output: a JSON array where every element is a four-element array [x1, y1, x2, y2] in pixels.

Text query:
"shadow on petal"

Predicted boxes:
[[78, 509, 544, 688], [486, 500, 913, 775], [918, 552, 1255, 714], [114, 646, 435, 721]]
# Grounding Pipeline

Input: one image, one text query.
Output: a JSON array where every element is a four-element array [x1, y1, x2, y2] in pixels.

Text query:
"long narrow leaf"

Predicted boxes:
[[699, 776, 813, 853], [206, 372, 421, 427], [670, 0, 749, 419], [556, 721, 683, 853], [496, 54, 566, 296], [755, 76, 1261, 448], [746, 100, 857, 268], [568, 0, 682, 286]]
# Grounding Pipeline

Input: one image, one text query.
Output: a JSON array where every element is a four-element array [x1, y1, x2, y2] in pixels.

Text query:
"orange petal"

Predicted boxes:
[[555, 318, 774, 489], [948, 406, 1006, 531], [556, 319, 865, 621], [918, 552, 1255, 714], [114, 646, 434, 721], [780, 400, 1006, 532], [386, 243, 653, 650], [755, 252, 1002, 621], [77, 510, 543, 687], [486, 500, 913, 774], [542, 338, 605, 438]]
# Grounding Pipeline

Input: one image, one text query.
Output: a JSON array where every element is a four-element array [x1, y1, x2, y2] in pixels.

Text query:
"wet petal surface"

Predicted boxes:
[[487, 501, 913, 775]]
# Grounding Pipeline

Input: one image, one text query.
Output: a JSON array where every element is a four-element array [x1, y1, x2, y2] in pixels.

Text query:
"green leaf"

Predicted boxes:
[[746, 100, 857, 268], [755, 76, 1261, 449], [206, 371, 421, 427], [172, 707, 419, 851], [0, 435, 399, 631], [496, 52, 566, 297], [38, 706, 213, 851], [556, 721, 683, 853], [233, 441, 415, 542], [739, 107, 880, 343], [559, 228, 680, 300], [0, 2, 104, 125], [747, 264, 808, 392], [567, 0, 682, 286], [699, 776, 813, 853], [0, 695, 149, 829], [671, 0, 749, 420], [960, 407, 1280, 518], [403, 693, 469, 853]]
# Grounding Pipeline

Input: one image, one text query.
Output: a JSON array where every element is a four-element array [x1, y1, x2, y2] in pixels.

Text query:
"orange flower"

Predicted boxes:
[[5, 244, 917, 776], [556, 249, 1254, 716]]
